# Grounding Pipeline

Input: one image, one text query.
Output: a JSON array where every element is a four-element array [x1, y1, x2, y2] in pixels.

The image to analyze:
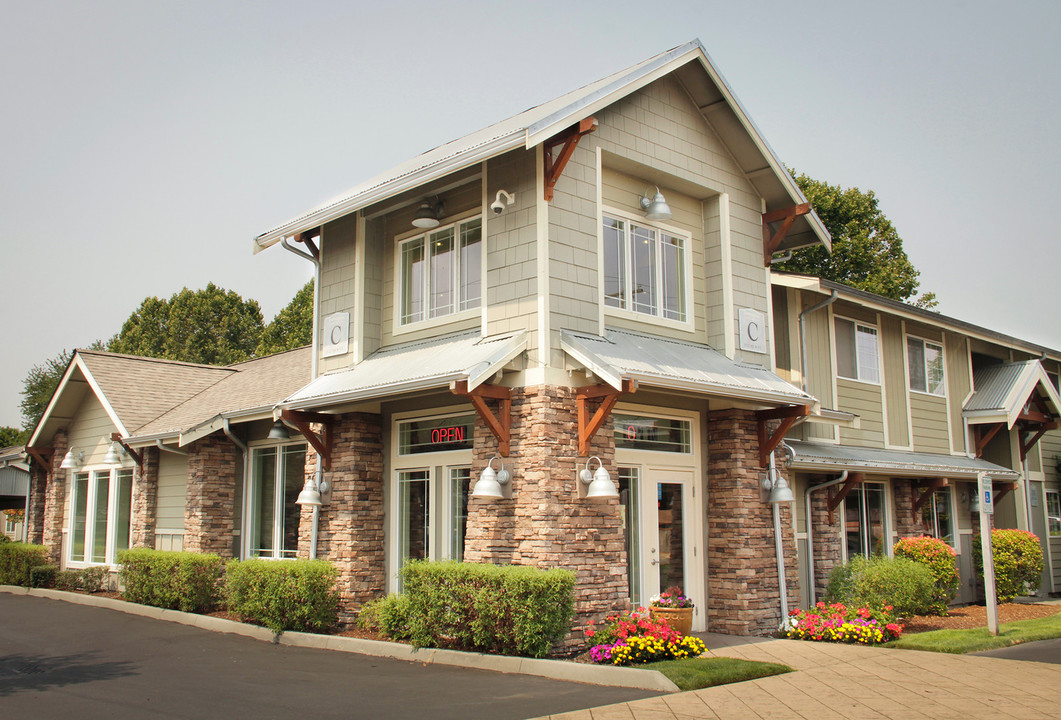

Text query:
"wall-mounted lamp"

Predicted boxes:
[[60, 448, 83, 470], [580, 456, 618, 500], [639, 186, 672, 221], [472, 455, 511, 499], [103, 442, 124, 466], [412, 198, 444, 229], [490, 189, 516, 215], [761, 467, 795, 504], [268, 419, 291, 440], [296, 476, 323, 507]]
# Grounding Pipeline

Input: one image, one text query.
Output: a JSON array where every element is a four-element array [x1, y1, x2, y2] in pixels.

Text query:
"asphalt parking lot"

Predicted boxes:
[[0, 594, 660, 719]]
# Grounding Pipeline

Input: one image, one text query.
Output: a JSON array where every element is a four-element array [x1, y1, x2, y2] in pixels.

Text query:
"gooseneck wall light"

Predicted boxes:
[[103, 442, 124, 466], [639, 186, 672, 221], [472, 455, 511, 499], [580, 456, 618, 500], [60, 448, 83, 470]]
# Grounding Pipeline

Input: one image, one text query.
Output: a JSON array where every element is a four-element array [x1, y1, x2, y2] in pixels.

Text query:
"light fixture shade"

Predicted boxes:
[[583, 460, 618, 500], [472, 465, 503, 499], [295, 478, 322, 506], [103, 443, 123, 466], [268, 420, 290, 440], [640, 188, 672, 221], [412, 201, 441, 229], [60, 448, 81, 470], [768, 475, 795, 504]]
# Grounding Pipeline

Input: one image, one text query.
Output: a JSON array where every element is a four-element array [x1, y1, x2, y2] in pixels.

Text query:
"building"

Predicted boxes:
[[0, 446, 29, 541]]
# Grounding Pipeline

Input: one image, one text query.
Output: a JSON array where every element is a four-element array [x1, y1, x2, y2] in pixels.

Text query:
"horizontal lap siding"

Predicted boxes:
[[882, 316, 909, 447], [837, 379, 885, 448], [911, 393, 950, 454], [155, 451, 188, 531], [802, 293, 835, 441], [65, 397, 122, 528], [946, 333, 971, 454], [320, 213, 358, 372]]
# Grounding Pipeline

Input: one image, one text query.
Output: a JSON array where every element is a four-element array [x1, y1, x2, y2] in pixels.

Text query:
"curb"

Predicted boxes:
[[0, 586, 678, 693]]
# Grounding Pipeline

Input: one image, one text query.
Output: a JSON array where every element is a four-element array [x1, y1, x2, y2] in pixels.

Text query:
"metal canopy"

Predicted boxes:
[[786, 439, 1020, 480]]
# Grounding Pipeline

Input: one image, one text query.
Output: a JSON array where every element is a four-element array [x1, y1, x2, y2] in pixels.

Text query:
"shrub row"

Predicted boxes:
[[825, 554, 936, 617], [119, 549, 225, 613], [974, 529, 1044, 603], [0, 543, 49, 586], [893, 536, 959, 615]]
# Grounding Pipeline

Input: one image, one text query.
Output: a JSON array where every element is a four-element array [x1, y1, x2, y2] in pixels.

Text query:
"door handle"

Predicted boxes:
[[650, 559, 660, 565]]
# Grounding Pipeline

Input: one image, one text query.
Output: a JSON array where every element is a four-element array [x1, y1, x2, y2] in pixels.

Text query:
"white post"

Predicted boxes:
[[979, 472, 999, 636]]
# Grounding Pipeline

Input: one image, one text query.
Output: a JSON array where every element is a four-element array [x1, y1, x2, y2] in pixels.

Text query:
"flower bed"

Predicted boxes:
[[586, 607, 706, 666], [782, 602, 903, 644]]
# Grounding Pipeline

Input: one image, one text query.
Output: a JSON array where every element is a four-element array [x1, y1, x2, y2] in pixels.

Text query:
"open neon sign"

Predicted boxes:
[[431, 426, 466, 444]]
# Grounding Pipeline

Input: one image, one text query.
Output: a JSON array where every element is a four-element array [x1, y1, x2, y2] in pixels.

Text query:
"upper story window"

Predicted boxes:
[[603, 213, 688, 323], [1046, 490, 1061, 537], [908, 337, 945, 396], [834, 317, 880, 383], [70, 467, 133, 565], [399, 217, 481, 326], [397, 414, 475, 455]]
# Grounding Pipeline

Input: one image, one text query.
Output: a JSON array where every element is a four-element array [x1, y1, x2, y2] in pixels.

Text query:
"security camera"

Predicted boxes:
[[491, 199, 506, 215], [491, 189, 515, 216]]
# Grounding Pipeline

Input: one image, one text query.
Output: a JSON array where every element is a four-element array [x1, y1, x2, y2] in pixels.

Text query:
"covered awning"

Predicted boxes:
[[278, 331, 527, 412], [785, 439, 1020, 480], [963, 360, 1060, 461]]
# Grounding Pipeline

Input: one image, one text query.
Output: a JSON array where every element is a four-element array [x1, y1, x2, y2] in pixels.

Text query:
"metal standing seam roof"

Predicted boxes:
[[279, 332, 527, 411], [560, 328, 815, 406], [963, 360, 1061, 427], [785, 440, 1021, 480]]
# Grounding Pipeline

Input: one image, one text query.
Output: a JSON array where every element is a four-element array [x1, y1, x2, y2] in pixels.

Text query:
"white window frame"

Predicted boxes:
[[907, 336, 946, 396], [394, 214, 482, 332], [842, 482, 891, 562], [244, 439, 307, 560], [601, 208, 693, 331], [67, 465, 133, 568], [920, 487, 955, 547], [1046, 489, 1061, 537], [833, 316, 881, 385]]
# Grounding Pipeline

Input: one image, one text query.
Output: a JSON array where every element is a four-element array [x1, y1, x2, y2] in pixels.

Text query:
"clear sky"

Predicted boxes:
[[2, 0, 1059, 430]]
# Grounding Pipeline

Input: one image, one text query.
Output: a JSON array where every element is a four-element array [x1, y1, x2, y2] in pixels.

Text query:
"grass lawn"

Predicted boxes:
[[885, 612, 1061, 654], [648, 657, 792, 692]]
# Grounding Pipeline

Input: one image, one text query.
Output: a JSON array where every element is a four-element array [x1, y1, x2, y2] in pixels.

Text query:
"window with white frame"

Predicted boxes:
[[834, 318, 880, 383], [1047, 489, 1061, 537], [908, 337, 945, 395], [919, 488, 954, 546], [844, 483, 888, 560], [247, 442, 306, 559], [399, 217, 481, 326], [603, 214, 688, 322], [69, 467, 133, 565]]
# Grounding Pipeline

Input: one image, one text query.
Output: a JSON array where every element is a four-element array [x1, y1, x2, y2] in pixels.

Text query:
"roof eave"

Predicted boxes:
[[279, 373, 470, 413], [789, 459, 1019, 480]]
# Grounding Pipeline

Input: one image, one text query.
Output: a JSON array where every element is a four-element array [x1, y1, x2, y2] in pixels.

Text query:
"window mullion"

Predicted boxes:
[[273, 457, 284, 558]]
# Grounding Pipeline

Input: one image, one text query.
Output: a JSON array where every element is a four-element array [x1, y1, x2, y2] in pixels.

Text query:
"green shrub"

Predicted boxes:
[[825, 555, 936, 616], [358, 593, 412, 640], [0, 534, 11, 544], [118, 548, 224, 613], [224, 558, 339, 634], [973, 529, 1044, 603], [80, 565, 107, 592], [893, 536, 959, 615], [0, 543, 49, 586], [55, 569, 82, 592], [29, 564, 58, 588], [400, 560, 575, 658]]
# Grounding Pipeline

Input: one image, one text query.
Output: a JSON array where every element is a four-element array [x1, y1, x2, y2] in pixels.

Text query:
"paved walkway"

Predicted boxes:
[[533, 634, 1061, 719]]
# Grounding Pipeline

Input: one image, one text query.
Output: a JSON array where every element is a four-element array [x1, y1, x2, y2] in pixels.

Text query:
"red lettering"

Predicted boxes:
[[429, 425, 468, 445], [627, 425, 636, 440]]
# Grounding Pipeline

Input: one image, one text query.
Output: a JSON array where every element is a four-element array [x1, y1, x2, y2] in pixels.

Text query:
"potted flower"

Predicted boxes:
[[648, 586, 694, 635]]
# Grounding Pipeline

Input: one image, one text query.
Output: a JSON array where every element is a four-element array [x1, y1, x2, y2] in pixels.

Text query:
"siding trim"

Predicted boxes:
[[595, 148, 605, 336], [536, 144, 549, 367], [719, 193, 735, 359]]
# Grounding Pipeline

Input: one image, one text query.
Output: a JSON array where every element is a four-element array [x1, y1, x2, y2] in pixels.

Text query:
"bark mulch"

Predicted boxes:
[[903, 602, 1061, 633]]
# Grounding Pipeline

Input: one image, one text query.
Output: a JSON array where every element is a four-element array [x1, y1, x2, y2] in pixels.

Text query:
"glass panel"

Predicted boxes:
[[844, 487, 863, 559], [72, 472, 89, 562], [114, 469, 133, 555], [401, 238, 425, 324], [399, 471, 430, 565], [934, 490, 953, 546], [835, 318, 856, 379], [631, 224, 657, 315], [618, 468, 640, 604], [908, 339, 926, 392], [856, 326, 880, 383], [428, 228, 455, 318], [660, 233, 685, 321], [280, 445, 306, 558], [925, 343, 945, 395], [398, 415, 474, 454], [251, 447, 277, 557], [614, 415, 691, 453], [603, 217, 626, 309], [865, 485, 887, 556], [448, 467, 470, 560], [1047, 491, 1061, 535], [92, 471, 110, 563], [459, 219, 482, 311], [657, 483, 685, 591]]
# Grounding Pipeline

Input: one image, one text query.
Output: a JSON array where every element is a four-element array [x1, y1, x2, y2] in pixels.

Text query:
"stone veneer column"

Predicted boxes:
[[184, 435, 239, 557], [892, 479, 924, 538], [809, 486, 842, 601], [26, 464, 48, 546], [131, 446, 159, 548], [41, 429, 69, 564], [464, 386, 627, 651], [706, 409, 798, 635]]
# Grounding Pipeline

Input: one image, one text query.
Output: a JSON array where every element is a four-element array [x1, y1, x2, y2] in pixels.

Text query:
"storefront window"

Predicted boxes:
[[248, 443, 306, 559], [919, 488, 954, 546], [69, 467, 133, 565], [618, 468, 641, 604], [845, 484, 888, 560], [614, 415, 691, 453]]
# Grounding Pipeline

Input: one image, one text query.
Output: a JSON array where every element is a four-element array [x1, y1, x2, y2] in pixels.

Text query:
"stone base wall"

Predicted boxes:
[[706, 410, 798, 635], [27, 464, 47, 546], [131, 447, 159, 548], [893, 479, 924, 538], [184, 436, 239, 557], [42, 430, 69, 564], [808, 483, 843, 601]]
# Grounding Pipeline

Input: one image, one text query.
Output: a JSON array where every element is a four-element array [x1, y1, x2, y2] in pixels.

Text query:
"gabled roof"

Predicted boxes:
[[964, 360, 1061, 428], [254, 40, 829, 254], [786, 439, 1020, 480]]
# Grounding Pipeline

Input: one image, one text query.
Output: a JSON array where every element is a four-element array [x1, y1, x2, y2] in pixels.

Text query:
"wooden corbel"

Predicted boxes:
[[755, 404, 810, 468], [24, 446, 53, 472], [110, 433, 144, 472], [280, 410, 334, 470], [993, 481, 1018, 504], [576, 379, 637, 456], [761, 203, 811, 266], [1018, 421, 1058, 462], [543, 117, 598, 201], [974, 422, 1005, 457], [827, 472, 863, 524], [295, 228, 320, 261], [452, 381, 512, 456], [913, 478, 947, 514]]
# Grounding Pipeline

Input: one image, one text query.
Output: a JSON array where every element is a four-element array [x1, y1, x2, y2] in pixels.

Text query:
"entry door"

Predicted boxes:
[[639, 468, 703, 629]]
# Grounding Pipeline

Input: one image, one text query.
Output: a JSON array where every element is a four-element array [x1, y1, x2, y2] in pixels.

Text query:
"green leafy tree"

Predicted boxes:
[[0, 427, 29, 448], [108, 283, 264, 365], [255, 280, 313, 357], [777, 171, 937, 309], [19, 349, 74, 433]]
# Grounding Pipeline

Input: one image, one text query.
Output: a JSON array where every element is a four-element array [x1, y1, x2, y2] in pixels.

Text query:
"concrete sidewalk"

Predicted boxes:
[[533, 635, 1061, 719]]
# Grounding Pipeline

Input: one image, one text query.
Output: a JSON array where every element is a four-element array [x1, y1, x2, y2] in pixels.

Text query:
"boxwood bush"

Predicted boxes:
[[0, 543, 49, 586], [224, 558, 339, 633], [973, 528, 1044, 603], [893, 536, 959, 615], [118, 548, 224, 613], [399, 560, 575, 658], [825, 555, 935, 616]]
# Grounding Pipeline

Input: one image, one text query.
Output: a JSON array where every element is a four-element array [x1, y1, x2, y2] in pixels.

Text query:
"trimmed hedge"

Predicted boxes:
[[29, 564, 58, 589], [399, 560, 576, 658], [224, 558, 339, 633], [118, 548, 224, 613], [973, 528, 1044, 603], [893, 536, 959, 615], [0, 543, 49, 586], [825, 555, 936, 617], [358, 593, 412, 641]]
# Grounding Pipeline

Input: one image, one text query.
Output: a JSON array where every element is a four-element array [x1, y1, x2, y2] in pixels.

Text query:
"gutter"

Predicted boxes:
[[281, 238, 321, 380], [798, 290, 838, 394], [155, 440, 188, 456]]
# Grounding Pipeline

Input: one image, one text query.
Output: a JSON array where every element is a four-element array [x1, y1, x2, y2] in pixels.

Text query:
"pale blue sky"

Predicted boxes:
[[2, 0, 1059, 429]]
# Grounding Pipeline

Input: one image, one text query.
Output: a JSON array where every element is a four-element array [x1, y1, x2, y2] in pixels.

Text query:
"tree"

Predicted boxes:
[[255, 280, 314, 357], [109, 283, 264, 365], [776, 172, 937, 309], [19, 349, 73, 433], [0, 426, 28, 448]]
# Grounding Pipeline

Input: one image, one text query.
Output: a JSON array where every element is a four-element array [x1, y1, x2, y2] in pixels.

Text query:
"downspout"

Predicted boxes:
[[805, 469, 849, 605], [799, 290, 839, 393], [309, 456, 322, 559], [222, 419, 248, 560], [768, 451, 791, 622], [156, 440, 189, 456], [281, 236, 321, 379]]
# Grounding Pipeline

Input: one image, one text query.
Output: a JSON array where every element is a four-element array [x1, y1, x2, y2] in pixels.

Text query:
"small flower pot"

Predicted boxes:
[[649, 606, 693, 635]]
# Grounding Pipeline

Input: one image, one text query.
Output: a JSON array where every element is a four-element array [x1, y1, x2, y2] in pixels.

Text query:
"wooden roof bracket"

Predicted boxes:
[[296, 228, 320, 261], [761, 203, 811, 266], [755, 404, 811, 468], [543, 117, 598, 201], [1017, 418, 1058, 462], [576, 379, 637, 457], [913, 478, 948, 514], [452, 381, 512, 456], [110, 432, 144, 472], [974, 422, 1005, 457], [280, 409, 334, 470], [827, 472, 863, 524], [25, 446, 53, 472], [993, 481, 1018, 504]]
